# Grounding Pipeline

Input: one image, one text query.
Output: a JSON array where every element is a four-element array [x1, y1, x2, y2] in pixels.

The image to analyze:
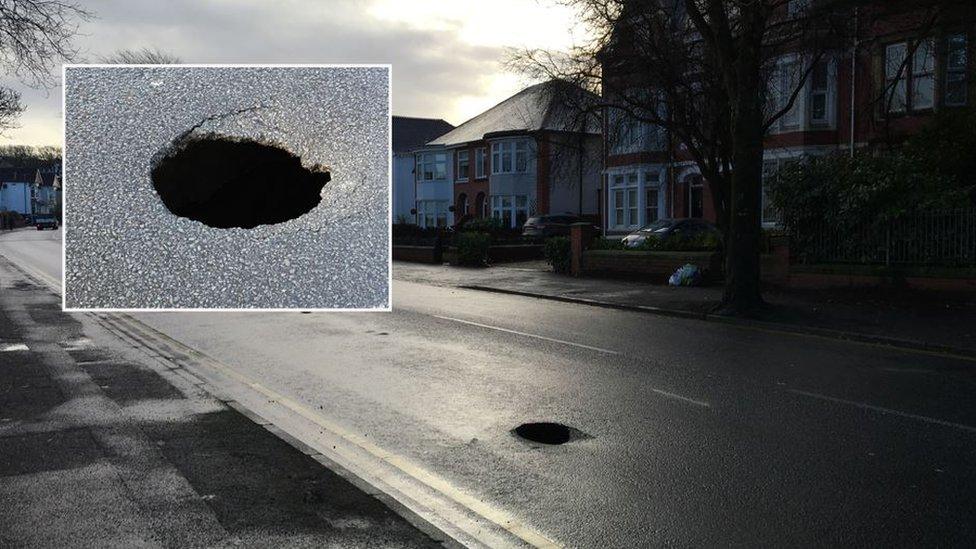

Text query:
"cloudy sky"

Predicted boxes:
[[3, 0, 584, 146]]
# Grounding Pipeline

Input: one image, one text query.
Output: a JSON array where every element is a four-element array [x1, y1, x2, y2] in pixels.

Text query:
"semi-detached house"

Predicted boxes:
[[413, 80, 603, 229]]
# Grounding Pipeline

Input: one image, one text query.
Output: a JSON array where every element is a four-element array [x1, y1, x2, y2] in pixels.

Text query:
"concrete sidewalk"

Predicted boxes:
[[0, 258, 441, 548], [394, 261, 976, 357]]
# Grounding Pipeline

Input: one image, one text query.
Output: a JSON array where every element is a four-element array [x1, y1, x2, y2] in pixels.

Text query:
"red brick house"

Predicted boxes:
[[600, 1, 975, 236], [420, 80, 602, 229]]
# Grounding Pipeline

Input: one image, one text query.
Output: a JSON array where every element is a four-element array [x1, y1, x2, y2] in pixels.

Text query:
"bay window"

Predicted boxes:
[[491, 140, 529, 174], [416, 152, 447, 181], [491, 195, 529, 228], [416, 200, 448, 228]]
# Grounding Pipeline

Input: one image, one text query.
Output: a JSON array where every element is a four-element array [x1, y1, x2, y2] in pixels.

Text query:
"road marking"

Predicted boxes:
[[0, 343, 29, 352], [650, 388, 711, 408], [432, 315, 620, 355], [100, 313, 563, 548], [788, 388, 976, 434]]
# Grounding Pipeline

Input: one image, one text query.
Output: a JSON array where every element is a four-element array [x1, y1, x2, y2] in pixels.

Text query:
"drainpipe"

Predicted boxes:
[[849, 7, 859, 157]]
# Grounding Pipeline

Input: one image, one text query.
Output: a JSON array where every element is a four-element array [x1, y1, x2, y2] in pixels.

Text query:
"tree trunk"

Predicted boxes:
[[719, 27, 766, 316]]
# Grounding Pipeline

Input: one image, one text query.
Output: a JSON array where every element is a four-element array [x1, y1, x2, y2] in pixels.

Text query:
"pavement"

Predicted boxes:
[[6, 227, 976, 547], [0, 242, 441, 547], [393, 260, 976, 356]]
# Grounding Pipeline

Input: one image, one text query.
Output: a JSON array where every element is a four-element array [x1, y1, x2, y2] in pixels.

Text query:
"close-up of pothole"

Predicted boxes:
[[512, 422, 589, 446], [150, 133, 331, 229]]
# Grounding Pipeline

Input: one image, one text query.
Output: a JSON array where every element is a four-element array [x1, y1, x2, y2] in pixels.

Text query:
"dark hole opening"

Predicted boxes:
[[150, 133, 330, 229], [512, 422, 572, 445]]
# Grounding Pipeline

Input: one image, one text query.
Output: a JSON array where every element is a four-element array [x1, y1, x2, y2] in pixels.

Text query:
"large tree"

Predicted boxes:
[[0, 0, 91, 132], [515, 0, 969, 315]]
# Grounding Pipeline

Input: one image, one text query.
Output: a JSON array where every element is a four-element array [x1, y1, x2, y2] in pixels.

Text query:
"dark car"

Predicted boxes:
[[621, 218, 720, 248], [35, 216, 59, 230], [522, 214, 589, 238]]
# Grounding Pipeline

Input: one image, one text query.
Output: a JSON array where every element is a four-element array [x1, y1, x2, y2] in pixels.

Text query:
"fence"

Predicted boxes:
[[792, 208, 976, 267]]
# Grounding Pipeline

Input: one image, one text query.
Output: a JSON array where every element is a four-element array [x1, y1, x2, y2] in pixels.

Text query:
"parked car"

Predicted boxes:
[[523, 214, 599, 238], [35, 216, 59, 230], [621, 218, 721, 248]]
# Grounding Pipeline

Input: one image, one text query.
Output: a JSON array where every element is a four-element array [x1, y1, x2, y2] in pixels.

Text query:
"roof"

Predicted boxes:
[[427, 80, 600, 148], [38, 172, 59, 187], [0, 168, 36, 184], [392, 116, 455, 153]]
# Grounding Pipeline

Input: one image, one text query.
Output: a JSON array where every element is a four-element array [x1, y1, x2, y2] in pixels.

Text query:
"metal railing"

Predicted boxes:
[[792, 208, 976, 267]]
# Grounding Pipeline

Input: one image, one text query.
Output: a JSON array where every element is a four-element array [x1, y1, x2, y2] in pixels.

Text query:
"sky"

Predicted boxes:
[[3, 0, 584, 146]]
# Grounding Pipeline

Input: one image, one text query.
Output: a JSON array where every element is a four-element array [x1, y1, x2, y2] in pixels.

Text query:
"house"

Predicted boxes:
[[0, 169, 37, 217], [415, 80, 602, 229], [392, 116, 454, 224], [600, 1, 975, 235], [33, 166, 61, 216]]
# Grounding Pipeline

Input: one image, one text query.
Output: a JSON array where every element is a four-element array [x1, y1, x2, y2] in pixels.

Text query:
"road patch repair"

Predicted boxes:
[[0, 257, 441, 547]]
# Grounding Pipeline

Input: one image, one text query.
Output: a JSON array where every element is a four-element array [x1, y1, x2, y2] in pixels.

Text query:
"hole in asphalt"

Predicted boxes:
[[512, 422, 575, 445], [150, 133, 330, 229]]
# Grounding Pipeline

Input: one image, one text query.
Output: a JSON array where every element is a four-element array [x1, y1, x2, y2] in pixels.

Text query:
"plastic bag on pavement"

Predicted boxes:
[[668, 264, 702, 287]]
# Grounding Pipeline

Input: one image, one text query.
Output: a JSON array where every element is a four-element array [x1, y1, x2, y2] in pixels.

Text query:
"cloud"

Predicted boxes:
[[3, 0, 548, 145]]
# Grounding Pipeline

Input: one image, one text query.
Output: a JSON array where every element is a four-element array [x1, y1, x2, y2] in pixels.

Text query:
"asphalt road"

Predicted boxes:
[[3, 227, 976, 547]]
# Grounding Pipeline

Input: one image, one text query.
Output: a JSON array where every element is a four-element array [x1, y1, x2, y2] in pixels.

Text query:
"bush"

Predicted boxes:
[[458, 216, 523, 241], [544, 237, 572, 274], [589, 237, 626, 250], [455, 231, 491, 266], [393, 223, 446, 245]]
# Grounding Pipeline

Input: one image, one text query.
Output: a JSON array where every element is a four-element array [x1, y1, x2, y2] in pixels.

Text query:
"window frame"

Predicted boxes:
[[945, 33, 969, 107], [416, 152, 447, 182], [456, 149, 469, 182], [475, 147, 487, 178], [491, 194, 529, 228]]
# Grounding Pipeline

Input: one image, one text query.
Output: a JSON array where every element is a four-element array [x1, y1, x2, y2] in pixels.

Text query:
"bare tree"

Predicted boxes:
[[0, 0, 91, 132], [99, 47, 182, 64], [514, 0, 971, 315]]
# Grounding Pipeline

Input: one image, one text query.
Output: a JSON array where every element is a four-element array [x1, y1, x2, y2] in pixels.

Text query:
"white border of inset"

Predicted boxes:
[[61, 63, 393, 313]]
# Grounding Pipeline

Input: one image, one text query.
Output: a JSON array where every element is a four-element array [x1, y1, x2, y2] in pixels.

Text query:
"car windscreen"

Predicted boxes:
[[640, 219, 677, 233], [525, 217, 542, 225]]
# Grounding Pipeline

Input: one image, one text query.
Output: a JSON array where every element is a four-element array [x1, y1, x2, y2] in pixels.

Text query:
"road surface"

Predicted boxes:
[[3, 227, 976, 547]]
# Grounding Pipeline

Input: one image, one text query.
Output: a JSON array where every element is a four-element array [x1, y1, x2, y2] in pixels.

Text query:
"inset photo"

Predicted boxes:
[[63, 64, 391, 310]]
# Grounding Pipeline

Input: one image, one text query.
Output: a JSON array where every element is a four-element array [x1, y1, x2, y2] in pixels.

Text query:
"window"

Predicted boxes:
[[761, 160, 783, 226], [515, 141, 528, 172], [779, 60, 800, 128], [809, 59, 829, 124], [787, 0, 810, 18], [946, 34, 968, 106], [911, 39, 935, 110], [645, 171, 660, 223], [416, 200, 448, 228], [885, 42, 908, 113], [627, 174, 638, 226], [475, 147, 487, 178], [609, 174, 640, 228], [416, 152, 447, 181], [610, 109, 642, 153], [491, 142, 511, 173], [686, 176, 704, 219], [491, 194, 529, 228], [456, 150, 469, 181]]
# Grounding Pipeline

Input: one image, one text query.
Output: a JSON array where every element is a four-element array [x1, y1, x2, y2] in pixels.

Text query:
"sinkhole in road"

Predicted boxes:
[[150, 133, 331, 229], [512, 422, 577, 445]]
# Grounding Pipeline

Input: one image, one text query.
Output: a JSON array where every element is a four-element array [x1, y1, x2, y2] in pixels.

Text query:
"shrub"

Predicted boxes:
[[589, 237, 626, 250], [455, 231, 491, 266], [393, 223, 445, 245], [544, 237, 572, 274], [458, 216, 523, 241]]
